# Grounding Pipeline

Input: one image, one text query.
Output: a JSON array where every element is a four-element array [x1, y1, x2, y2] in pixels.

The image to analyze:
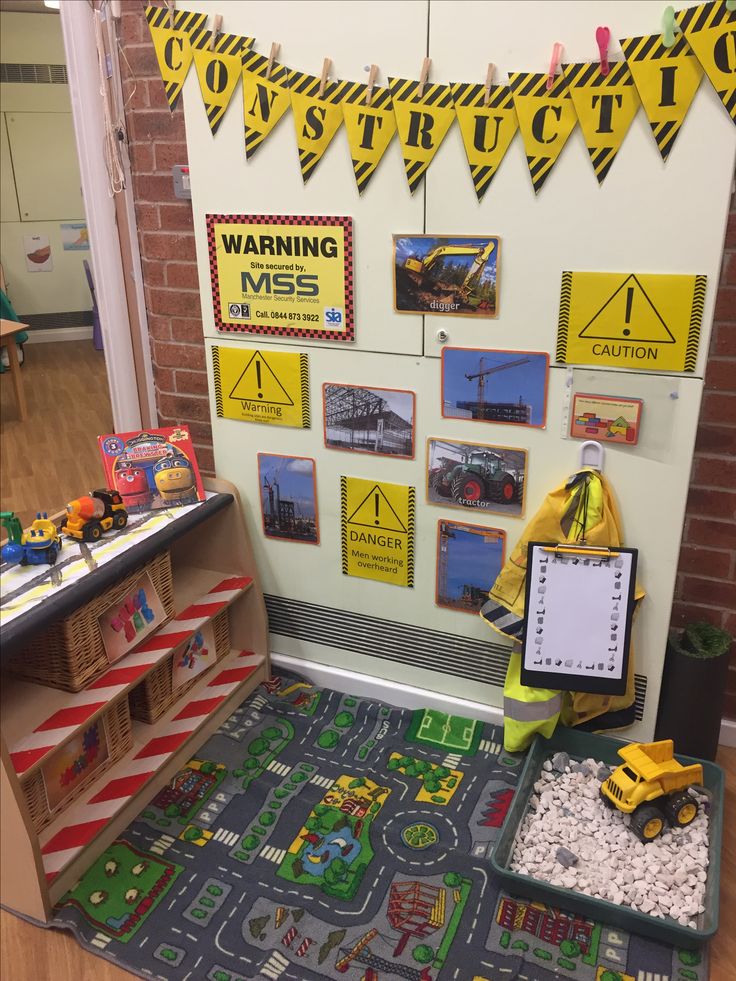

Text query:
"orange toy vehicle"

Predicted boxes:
[[61, 489, 128, 542]]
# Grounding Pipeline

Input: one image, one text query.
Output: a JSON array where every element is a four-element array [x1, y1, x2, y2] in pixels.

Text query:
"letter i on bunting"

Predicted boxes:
[[145, 6, 208, 110], [242, 47, 292, 159], [451, 72, 519, 201], [290, 61, 360, 183], [508, 71, 577, 193], [620, 33, 702, 159], [563, 61, 639, 183], [192, 23, 254, 135], [342, 70, 397, 194], [677, 0, 736, 125], [390, 60, 455, 194]]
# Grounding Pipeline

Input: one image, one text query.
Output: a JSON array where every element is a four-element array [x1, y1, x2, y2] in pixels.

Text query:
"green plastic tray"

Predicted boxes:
[[491, 727, 723, 950]]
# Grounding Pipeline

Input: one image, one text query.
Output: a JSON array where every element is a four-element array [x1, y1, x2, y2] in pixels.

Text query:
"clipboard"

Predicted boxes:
[[520, 541, 638, 695]]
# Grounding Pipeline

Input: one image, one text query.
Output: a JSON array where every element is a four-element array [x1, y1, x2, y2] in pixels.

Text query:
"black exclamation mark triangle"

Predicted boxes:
[[374, 492, 380, 525], [256, 360, 263, 399], [623, 286, 634, 337]]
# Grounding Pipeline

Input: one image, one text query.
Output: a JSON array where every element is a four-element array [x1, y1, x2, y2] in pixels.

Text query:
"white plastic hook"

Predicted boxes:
[[579, 440, 605, 472]]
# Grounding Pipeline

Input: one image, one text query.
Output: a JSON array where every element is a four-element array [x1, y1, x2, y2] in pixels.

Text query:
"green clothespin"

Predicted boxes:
[[662, 6, 679, 48], [726, 0, 736, 12]]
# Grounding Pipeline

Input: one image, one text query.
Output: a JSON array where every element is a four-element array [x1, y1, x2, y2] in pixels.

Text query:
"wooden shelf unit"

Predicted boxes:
[[0, 478, 269, 923]]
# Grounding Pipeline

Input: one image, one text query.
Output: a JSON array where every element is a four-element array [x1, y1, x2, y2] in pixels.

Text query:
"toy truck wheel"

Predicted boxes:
[[83, 521, 103, 542], [631, 805, 665, 842], [46, 544, 58, 565], [665, 792, 698, 827], [112, 512, 128, 530]]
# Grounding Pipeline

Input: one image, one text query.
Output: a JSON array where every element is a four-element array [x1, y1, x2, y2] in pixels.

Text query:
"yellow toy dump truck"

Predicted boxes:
[[600, 739, 703, 842]]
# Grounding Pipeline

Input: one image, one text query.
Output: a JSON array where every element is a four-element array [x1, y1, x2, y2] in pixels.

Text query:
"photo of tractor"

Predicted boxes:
[[427, 439, 527, 516]]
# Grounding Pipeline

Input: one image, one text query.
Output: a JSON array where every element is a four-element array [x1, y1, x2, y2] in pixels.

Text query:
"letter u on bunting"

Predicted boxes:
[[563, 61, 640, 184], [192, 30, 254, 135], [242, 51, 292, 159], [389, 77, 455, 194], [145, 6, 207, 110], [677, 0, 736, 124], [451, 82, 519, 200], [342, 84, 397, 194], [290, 72, 360, 183], [620, 34, 703, 160], [509, 72, 577, 193]]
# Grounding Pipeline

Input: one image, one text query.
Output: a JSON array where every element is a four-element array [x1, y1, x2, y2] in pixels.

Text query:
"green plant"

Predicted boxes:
[[560, 940, 581, 958], [558, 958, 577, 970], [182, 827, 202, 841], [678, 950, 701, 967], [534, 949, 552, 961], [412, 944, 435, 964], [318, 730, 339, 749], [499, 930, 511, 949], [672, 622, 732, 659], [259, 812, 275, 827], [199, 761, 216, 774], [242, 835, 260, 850], [200, 897, 215, 908], [164, 804, 181, 818], [334, 711, 355, 729], [443, 872, 462, 887]]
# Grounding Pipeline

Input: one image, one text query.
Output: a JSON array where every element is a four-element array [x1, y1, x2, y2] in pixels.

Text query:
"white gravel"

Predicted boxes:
[[510, 756, 710, 929]]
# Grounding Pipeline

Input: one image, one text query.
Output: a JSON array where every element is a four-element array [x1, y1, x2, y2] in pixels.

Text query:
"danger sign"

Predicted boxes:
[[341, 476, 415, 587], [212, 345, 310, 428], [556, 271, 706, 373]]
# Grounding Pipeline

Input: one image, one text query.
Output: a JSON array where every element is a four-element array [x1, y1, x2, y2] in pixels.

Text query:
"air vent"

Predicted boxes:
[[264, 594, 647, 721], [0, 62, 68, 84], [19, 311, 93, 329]]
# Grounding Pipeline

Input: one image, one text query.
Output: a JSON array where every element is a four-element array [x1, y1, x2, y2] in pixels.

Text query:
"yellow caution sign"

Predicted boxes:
[[212, 346, 310, 428], [290, 74, 360, 183], [342, 84, 397, 194], [242, 50, 292, 159], [620, 34, 703, 160], [563, 61, 640, 184], [145, 6, 208, 111], [556, 271, 707, 372], [192, 31, 254, 135], [508, 72, 578, 194], [451, 82, 519, 200], [341, 476, 415, 587], [389, 77, 455, 194], [677, 0, 736, 125]]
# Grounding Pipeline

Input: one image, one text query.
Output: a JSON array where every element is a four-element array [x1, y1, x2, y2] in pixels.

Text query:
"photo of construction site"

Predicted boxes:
[[427, 437, 527, 516], [393, 234, 500, 317], [442, 347, 549, 426], [436, 519, 505, 614], [323, 383, 415, 458], [257, 453, 319, 544]]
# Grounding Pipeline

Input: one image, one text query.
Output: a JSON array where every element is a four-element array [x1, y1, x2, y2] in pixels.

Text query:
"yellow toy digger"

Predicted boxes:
[[600, 739, 703, 842]]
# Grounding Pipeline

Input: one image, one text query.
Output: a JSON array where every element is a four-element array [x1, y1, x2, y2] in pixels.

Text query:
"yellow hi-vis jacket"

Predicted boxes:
[[480, 468, 645, 753]]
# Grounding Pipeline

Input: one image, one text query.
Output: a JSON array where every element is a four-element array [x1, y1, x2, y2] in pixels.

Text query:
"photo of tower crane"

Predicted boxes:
[[257, 453, 319, 544], [442, 348, 549, 427], [393, 235, 500, 316], [436, 519, 505, 614]]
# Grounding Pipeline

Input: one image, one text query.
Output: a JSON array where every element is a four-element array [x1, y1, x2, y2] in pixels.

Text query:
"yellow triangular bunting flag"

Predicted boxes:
[[451, 82, 518, 200], [563, 61, 640, 184], [192, 31, 254, 135], [620, 34, 703, 159], [508, 72, 577, 194], [342, 84, 397, 193], [677, 0, 736, 125], [389, 77, 455, 194], [145, 6, 207, 111], [241, 50, 292, 159], [290, 73, 360, 183]]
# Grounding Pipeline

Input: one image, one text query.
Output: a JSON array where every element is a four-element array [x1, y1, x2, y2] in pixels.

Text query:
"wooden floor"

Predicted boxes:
[[1, 746, 734, 980], [0, 341, 113, 529]]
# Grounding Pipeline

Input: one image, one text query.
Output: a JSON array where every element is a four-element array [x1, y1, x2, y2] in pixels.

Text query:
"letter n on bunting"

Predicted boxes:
[[242, 50, 292, 159], [451, 82, 518, 200], [192, 30, 254, 135], [620, 33, 703, 159], [389, 77, 455, 194], [563, 61, 639, 184], [508, 72, 577, 193], [290, 74, 360, 183], [145, 6, 207, 110], [342, 85, 397, 194], [677, 0, 736, 125]]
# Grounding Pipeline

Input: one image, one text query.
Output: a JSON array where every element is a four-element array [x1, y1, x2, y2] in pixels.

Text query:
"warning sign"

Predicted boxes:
[[556, 271, 706, 372], [212, 346, 310, 428], [341, 476, 415, 587]]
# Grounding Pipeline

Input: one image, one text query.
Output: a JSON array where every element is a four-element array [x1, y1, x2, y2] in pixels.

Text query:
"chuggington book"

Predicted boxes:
[[97, 427, 205, 513]]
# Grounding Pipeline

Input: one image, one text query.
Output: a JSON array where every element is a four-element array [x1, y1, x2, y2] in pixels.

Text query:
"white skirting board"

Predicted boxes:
[[25, 326, 93, 343]]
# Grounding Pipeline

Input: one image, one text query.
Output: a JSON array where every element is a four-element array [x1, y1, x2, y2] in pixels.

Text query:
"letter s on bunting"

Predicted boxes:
[[677, 0, 736, 125], [389, 76, 455, 194], [451, 82, 519, 201], [145, 6, 207, 111], [290, 74, 361, 183], [241, 50, 293, 159], [192, 29, 254, 135], [508, 72, 578, 194]]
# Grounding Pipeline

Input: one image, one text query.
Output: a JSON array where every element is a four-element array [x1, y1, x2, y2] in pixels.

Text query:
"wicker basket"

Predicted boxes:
[[129, 609, 230, 724], [21, 698, 133, 834], [7, 551, 174, 692]]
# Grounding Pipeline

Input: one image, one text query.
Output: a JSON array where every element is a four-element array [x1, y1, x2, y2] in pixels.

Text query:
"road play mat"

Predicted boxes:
[[47, 673, 708, 981]]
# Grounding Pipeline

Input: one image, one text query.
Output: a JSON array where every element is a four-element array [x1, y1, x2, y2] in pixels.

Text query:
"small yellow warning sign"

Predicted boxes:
[[556, 271, 707, 372], [341, 476, 415, 587], [212, 346, 310, 428]]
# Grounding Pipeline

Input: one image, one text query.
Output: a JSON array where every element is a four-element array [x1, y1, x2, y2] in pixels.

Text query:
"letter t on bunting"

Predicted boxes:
[[389, 59, 455, 194], [192, 21, 254, 135], [241, 45, 293, 160], [145, 5, 208, 111], [677, 0, 736, 125], [290, 61, 360, 183], [342, 68, 397, 194]]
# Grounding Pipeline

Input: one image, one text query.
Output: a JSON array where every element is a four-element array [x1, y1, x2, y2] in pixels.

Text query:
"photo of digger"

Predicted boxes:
[[427, 437, 527, 517], [393, 234, 500, 317]]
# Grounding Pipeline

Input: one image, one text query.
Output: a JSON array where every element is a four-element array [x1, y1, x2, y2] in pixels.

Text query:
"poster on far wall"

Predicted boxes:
[[61, 222, 90, 251], [24, 234, 53, 272], [427, 437, 527, 517], [442, 348, 548, 427], [436, 519, 505, 614], [394, 235, 500, 317], [207, 214, 354, 341], [257, 453, 320, 544]]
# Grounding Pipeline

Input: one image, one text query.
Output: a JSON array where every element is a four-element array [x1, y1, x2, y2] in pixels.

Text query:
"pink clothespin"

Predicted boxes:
[[546, 42, 564, 90], [596, 26, 611, 76]]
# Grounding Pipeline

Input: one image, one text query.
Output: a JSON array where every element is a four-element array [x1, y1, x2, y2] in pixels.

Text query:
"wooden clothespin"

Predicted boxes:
[[166, 0, 175, 30], [417, 57, 431, 99], [209, 13, 223, 51], [546, 41, 563, 90], [483, 63, 495, 107], [596, 26, 611, 76], [662, 6, 679, 48], [266, 42, 280, 81], [318, 57, 332, 98], [365, 64, 378, 106]]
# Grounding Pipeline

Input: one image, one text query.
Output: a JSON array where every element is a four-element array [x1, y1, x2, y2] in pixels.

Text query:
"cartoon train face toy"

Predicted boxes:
[[113, 460, 151, 508], [153, 455, 198, 504]]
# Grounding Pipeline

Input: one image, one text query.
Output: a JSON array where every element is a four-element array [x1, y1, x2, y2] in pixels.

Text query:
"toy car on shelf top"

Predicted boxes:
[[600, 739, 704, 842], [61, 489, 128, 543], [1, 511, 62, 566]]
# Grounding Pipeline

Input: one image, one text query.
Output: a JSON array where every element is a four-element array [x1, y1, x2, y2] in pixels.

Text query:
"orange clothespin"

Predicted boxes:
[[318, 57, 332, 98], [365, 64, 378, 106], [209, 13, 222, 51], [266, 42, 280, 81], [596, 26, 611, 76], [418, 57, 431, 99], [546, 42, 563, 90], [483, 63, 495, 107]]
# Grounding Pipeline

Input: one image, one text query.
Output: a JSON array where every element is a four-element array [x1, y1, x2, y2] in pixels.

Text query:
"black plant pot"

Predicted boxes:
[[654, 637, 732, 761]]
